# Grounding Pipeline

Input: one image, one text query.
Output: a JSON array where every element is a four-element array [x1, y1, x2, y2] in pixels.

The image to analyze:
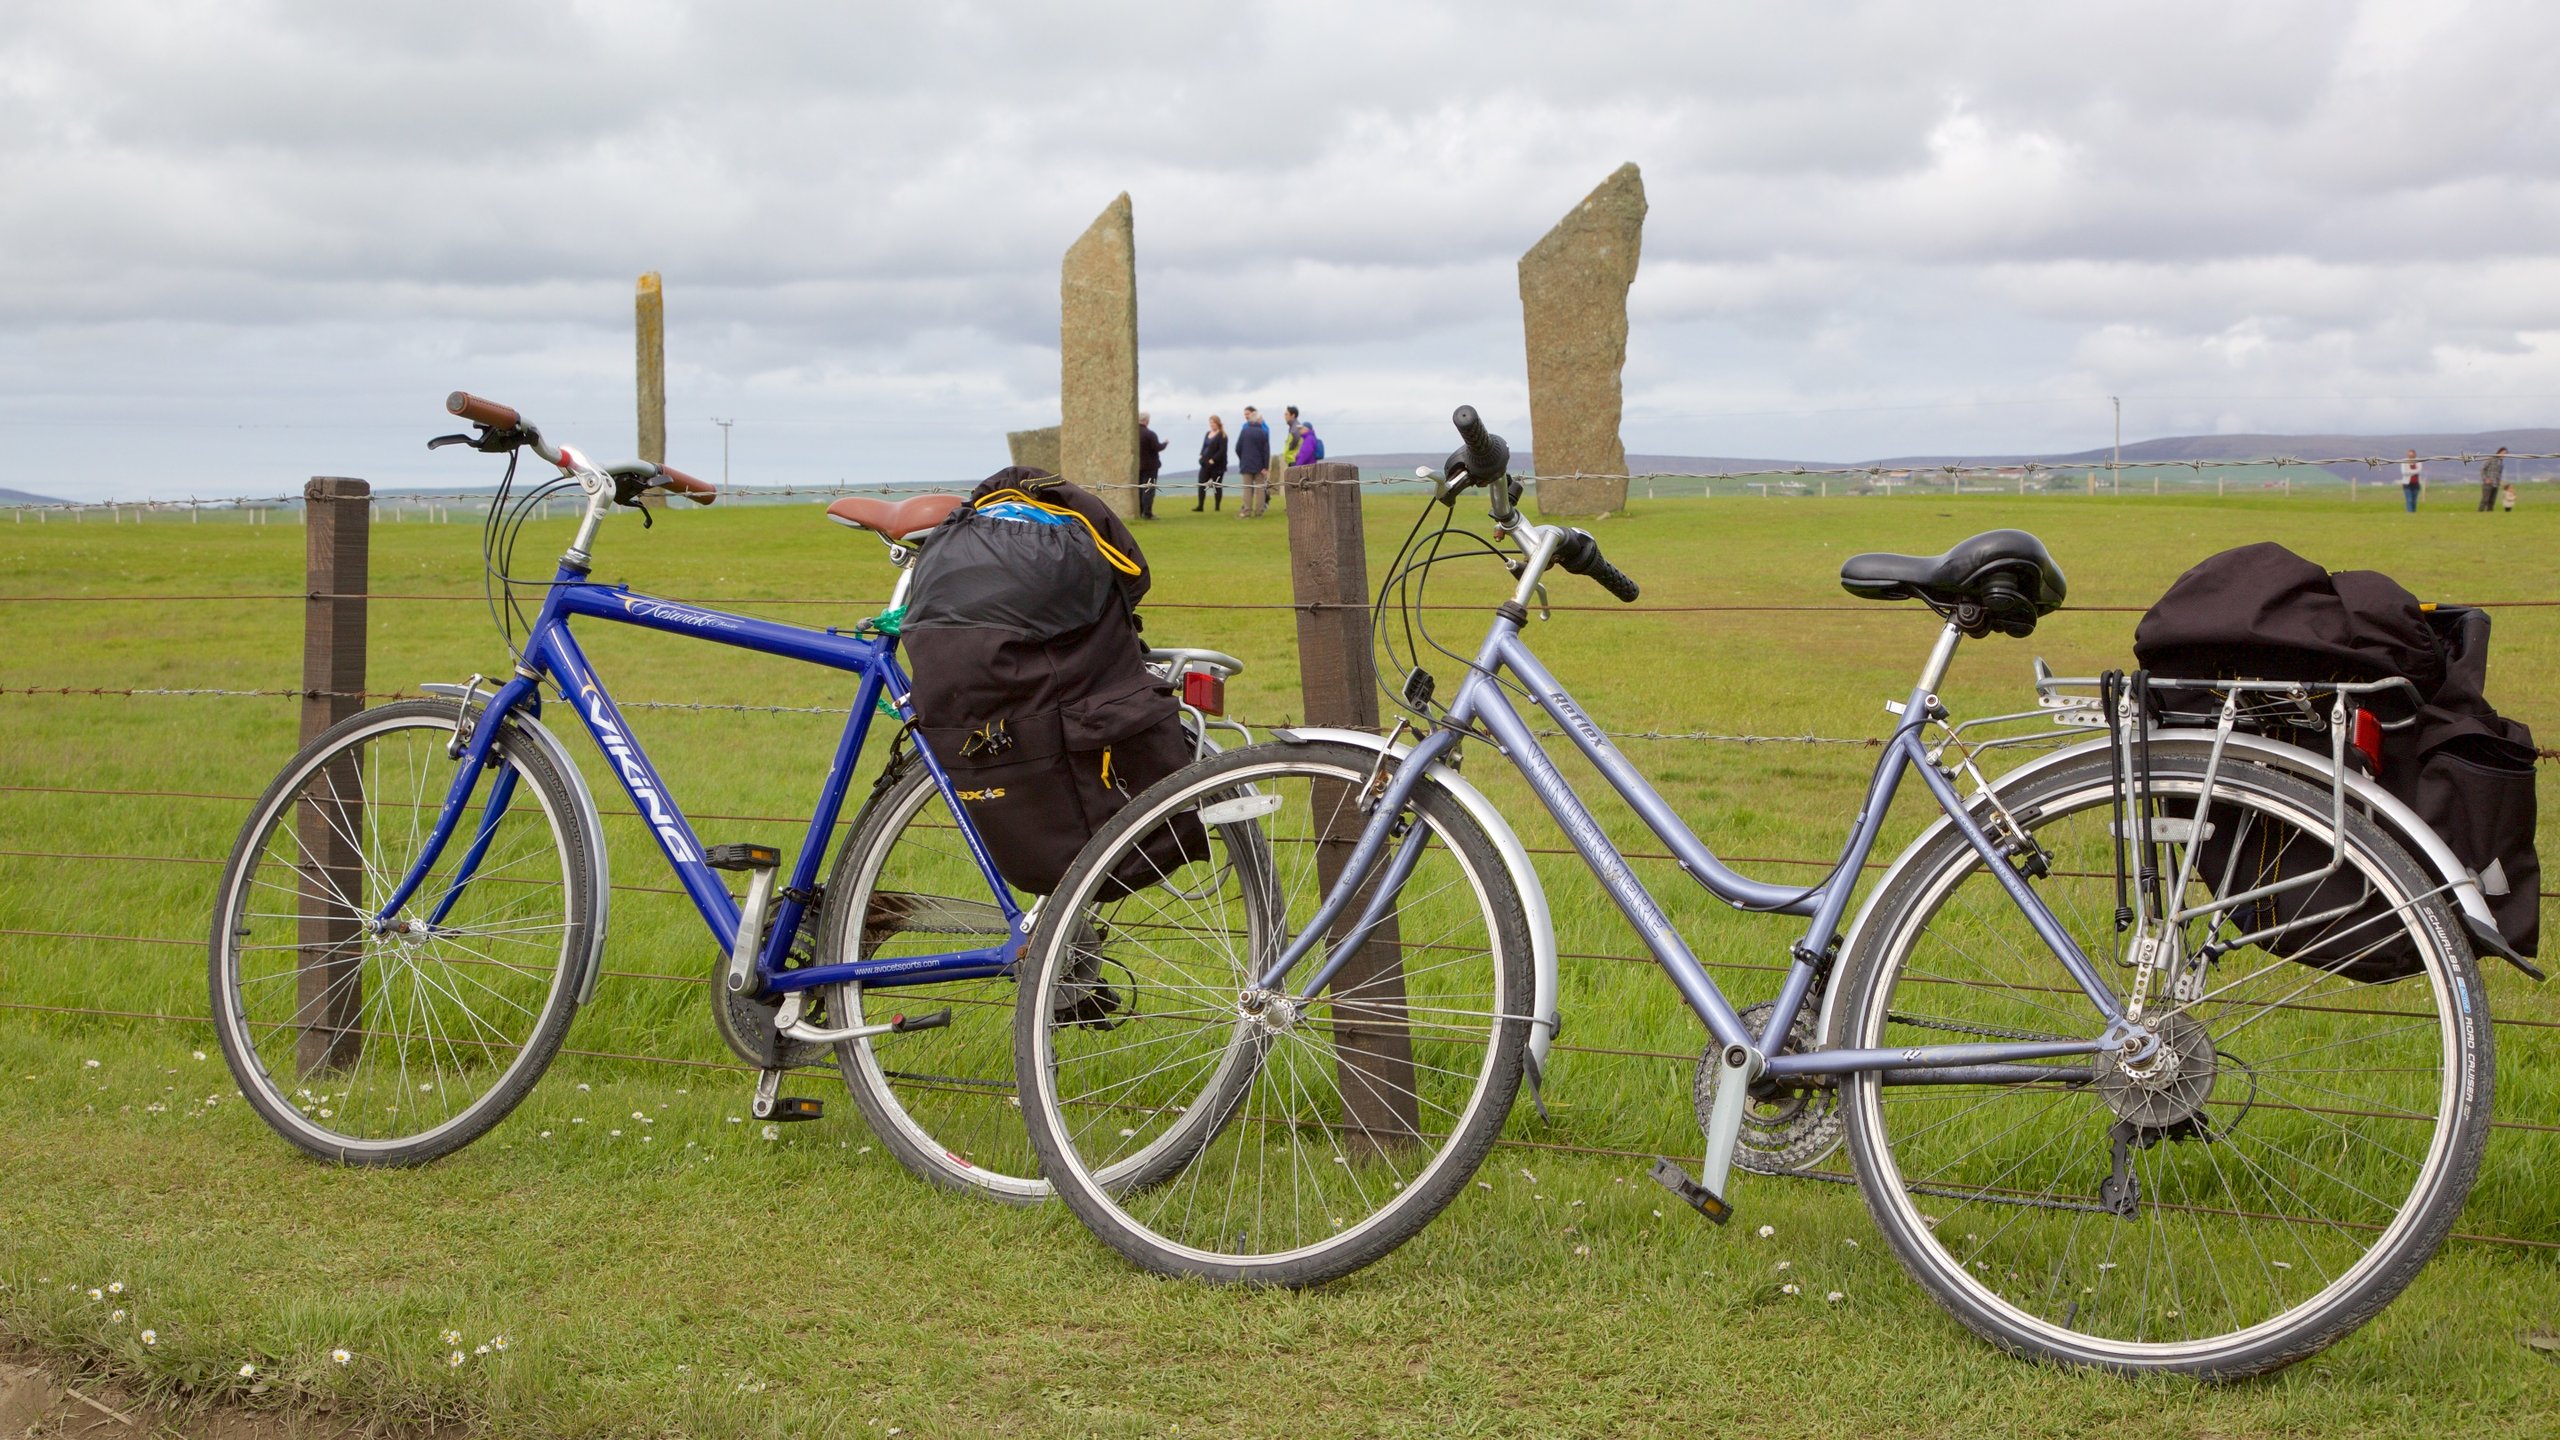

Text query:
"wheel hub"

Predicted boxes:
[[2096, 1012, 2217, 1131], [1241, 988, 1301, 1035]]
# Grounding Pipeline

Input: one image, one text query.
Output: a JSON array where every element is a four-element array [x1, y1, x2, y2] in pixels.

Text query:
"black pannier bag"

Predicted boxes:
[[899, 467, 1205, 897], [2133, 542, 2539, 979]]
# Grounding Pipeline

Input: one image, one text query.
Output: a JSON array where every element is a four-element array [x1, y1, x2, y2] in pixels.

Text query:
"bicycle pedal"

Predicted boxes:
[[765, 1096, 824, 1123], [1648, 1156, 1734, 1225], [705, 842, 781, 873]]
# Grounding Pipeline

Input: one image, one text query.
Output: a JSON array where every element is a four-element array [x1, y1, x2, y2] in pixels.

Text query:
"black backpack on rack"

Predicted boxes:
[[898, 467, 1206, 897], [2133, 542, 2540, 977]]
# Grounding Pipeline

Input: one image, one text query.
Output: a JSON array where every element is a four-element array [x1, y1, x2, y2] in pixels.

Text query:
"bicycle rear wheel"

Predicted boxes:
[[824, 759, 1046, 1201], [209, 700, 598, 1165], [1838, 751, 2491, 1377], [1015, 740, 1534, 1286]]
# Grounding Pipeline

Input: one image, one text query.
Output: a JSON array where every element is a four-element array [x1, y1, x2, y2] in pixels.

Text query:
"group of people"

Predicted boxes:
[[2399, 445, 2519, 512], [1131, 405, 1325, 520]]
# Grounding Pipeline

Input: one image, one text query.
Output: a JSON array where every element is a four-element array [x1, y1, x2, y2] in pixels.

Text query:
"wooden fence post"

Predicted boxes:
[[297, 477, 370, 1074], [1284, 459, 1420, 1152]]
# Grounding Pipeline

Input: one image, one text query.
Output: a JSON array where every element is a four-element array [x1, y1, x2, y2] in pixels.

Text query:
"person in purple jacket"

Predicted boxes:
[[1293, 419, 1324, 465]]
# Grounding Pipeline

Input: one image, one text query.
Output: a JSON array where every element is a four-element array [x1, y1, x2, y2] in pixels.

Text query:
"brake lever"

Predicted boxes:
[[1532, 580, 1552, 621], [610, 471, 656, 528], [427, 433, 473, 450]]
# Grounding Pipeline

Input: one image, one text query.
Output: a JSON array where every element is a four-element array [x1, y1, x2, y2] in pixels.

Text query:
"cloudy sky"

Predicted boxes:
[[6, 0, 2559, 500]]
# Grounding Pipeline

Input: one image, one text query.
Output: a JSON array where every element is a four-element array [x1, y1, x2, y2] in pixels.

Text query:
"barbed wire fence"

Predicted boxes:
[[3, 467, 2555, 1253]]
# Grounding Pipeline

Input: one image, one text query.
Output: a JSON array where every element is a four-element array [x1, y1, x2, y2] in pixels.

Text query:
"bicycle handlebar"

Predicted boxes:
[[445, 391, 521, 429], [656, 463, 716, 506], [1553, 528, 1641, 603], [1447, 405, 1516, 521]]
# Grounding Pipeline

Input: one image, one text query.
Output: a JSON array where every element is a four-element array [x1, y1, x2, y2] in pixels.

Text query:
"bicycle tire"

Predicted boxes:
[[209, 699, 598, 1165], [1015, 739, 1534, 1285], [1838, 751, 2491, 1377]]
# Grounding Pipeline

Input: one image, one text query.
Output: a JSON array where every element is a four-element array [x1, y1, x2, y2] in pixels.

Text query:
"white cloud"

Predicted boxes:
[[5, 0, 2560, 498]]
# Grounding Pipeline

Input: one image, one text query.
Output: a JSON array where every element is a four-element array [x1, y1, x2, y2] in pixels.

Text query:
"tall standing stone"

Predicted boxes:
[[1059, 194, 1141, 517], [1007, 425, 1063, 476], [1519, 163, 1645, 517], [635, 271, 667, 465]]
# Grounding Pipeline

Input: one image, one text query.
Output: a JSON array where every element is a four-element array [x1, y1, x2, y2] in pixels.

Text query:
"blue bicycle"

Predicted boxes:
[[1012, 406, 2503, 1376], [210, 392, 1250, 1202]]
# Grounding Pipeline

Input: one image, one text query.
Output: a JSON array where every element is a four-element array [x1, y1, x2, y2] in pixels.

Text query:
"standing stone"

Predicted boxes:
[[1519, 163, 1645, 517], [1059, 194, 1141, 517], [635, 271, 666, 465], [1007, 425, 1063, 476]]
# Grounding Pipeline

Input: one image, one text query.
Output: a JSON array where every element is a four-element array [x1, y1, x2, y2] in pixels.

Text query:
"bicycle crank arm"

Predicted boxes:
[[776, 1006, 953, 1047]]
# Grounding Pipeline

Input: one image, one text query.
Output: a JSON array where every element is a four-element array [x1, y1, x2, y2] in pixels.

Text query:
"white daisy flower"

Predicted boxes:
[[1756, 1225, 1775, 1239], [141, 1330, 157, 1346], [447, 1350, 466, 1368], [1826, 1291, 1845, 1304], [761, 1124, 780, 1141], [238, 1363, 256, 1379], [331, 1348, 351, 1365], [440, 1329, 462, 1345], [1781, 1283, 1800, 1296], [110, 1309, 125, 1323], [108, 1281, 124, 1294]]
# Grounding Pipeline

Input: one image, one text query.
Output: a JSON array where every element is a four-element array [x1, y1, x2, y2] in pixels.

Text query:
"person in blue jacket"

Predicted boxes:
[[1235, 406, 1273, 518]]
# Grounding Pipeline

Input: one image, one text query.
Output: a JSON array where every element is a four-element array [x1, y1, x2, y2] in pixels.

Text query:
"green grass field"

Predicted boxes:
[[2, 488, 2555, 1437]]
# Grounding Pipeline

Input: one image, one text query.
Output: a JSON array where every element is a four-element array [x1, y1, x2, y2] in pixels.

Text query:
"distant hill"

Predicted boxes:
[[0, 487, 69, 505], [1270, 429, 2560, 484]]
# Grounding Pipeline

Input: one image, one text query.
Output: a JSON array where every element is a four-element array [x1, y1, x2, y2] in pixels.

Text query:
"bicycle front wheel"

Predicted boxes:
[[1839, 751, 2491, 1377], [209, 700, 598, 1165], [1016, 739, 1534, 1286]]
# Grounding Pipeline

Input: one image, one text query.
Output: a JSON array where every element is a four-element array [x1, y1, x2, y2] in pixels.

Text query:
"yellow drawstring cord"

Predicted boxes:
[[973, 487, 1144, 577]]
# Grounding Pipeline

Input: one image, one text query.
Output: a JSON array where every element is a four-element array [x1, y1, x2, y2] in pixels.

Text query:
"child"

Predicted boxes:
[[2502, 481, 2517, 512]]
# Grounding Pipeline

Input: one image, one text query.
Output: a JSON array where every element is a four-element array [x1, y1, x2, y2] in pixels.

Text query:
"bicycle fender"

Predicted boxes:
[[1271, 728, 1561, 1081], [1819, 727, 2525, 1046], [422, 683, 613, 1004]]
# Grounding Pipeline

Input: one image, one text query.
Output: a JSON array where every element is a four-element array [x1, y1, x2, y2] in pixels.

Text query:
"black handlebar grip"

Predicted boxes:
[[1586, 558, 1641, 603], [1552, 528, 1641, 602], [1450, 404, 1514, 517]]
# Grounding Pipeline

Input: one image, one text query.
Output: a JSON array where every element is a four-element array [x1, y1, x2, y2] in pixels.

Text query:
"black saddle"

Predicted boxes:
[[1839, 529, 2067, 638]]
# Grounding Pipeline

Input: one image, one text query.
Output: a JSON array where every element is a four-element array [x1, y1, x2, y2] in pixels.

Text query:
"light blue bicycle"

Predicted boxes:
[[1012, 406, 2508, 1377]]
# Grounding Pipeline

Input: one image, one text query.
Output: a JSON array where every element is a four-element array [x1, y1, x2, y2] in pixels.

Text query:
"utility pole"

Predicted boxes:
[[2109, 394, 2129, 497], [712, 417, 734, 489], [2111, 395, 2121, 497]]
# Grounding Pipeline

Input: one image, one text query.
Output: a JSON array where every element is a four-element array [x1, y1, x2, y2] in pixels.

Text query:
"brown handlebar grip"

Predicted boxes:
[[657, 464, 716, 505], [445, 391, 522, 429]]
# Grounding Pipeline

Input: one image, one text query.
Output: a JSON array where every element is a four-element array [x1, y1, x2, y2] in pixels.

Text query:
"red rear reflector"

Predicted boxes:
[[1182, 671, 1225, 716], [2351, 707, 2383, 777]]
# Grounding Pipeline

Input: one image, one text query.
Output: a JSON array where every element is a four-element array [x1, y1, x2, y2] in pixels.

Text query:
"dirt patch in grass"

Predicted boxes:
[[0, 1348, 463, 1440]]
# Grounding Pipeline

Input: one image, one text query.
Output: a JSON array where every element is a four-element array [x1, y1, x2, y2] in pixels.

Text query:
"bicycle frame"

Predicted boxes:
[[370, 560, 1025, 997], [1259, 604, 2147, 1081]]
